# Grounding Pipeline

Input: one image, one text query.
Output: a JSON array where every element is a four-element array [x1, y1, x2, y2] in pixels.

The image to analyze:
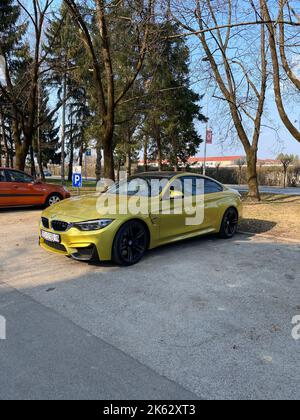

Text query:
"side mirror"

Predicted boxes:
[[170, 189, 184, 200]]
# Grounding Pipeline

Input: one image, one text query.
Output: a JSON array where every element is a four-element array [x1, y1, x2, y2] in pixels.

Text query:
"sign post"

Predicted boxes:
[[72, 166, 82, 195], [84, 149, 91, 181], [203, 128, 213, 176]]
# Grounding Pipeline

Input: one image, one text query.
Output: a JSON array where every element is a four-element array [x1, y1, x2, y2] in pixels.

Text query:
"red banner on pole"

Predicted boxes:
[[206, 128, 213, 144]]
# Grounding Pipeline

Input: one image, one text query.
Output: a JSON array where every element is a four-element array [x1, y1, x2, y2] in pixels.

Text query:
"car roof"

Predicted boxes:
[[133, 171, 216, 180], [133, 172, 179, 179], [131, 172, 225, 188]]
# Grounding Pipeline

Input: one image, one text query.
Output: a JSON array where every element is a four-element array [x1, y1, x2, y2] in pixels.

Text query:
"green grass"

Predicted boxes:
[[46, 178, 97, 189]]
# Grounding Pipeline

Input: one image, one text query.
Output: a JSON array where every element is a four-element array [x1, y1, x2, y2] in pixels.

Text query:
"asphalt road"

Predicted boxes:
[[227, 184, 300, 196], [0, 209, 300, 400]]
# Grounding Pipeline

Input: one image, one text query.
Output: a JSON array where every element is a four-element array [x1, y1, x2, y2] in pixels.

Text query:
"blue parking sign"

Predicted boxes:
[[72, 173, 82, 188]]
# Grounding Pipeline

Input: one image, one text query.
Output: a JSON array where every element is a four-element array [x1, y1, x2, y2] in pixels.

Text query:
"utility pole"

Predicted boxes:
[[203, 129, 208, 176], [203, 97, 209, 176]]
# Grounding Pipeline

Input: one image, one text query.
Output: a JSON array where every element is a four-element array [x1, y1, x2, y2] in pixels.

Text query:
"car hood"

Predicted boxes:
[[43, 193, 150, 221]]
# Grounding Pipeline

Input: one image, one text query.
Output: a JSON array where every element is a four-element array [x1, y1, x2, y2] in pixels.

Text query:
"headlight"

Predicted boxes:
[[63, 186, 69, 193], [73, 219, 114, 231]]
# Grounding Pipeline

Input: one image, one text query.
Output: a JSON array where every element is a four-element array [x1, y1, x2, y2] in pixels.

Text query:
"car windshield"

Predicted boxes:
[[107, 176, 169, 197]]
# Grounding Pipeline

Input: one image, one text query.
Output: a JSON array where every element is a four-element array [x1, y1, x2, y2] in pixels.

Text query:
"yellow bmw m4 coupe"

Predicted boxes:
[[39, 172, 242, 266]]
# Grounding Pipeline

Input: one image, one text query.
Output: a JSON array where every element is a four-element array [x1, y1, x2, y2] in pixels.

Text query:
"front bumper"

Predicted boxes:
[[39, 221, 119, 262]]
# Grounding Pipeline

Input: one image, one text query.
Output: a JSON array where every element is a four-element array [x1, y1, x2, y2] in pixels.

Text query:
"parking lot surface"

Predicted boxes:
[[0, 209, 300, 400]]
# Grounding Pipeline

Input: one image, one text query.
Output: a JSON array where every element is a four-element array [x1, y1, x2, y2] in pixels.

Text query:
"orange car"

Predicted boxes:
[[0, 168, 71, 208]]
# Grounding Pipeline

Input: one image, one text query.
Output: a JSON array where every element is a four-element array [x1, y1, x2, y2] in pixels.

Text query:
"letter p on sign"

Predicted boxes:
[[72, 173, 82, 188], [0, 315, 6, 340]]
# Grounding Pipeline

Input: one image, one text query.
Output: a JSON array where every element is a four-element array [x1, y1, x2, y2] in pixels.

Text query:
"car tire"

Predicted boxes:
[[112, 220, 148, 266], [45, 193, 62, 207], [219, 207, 239, 239]]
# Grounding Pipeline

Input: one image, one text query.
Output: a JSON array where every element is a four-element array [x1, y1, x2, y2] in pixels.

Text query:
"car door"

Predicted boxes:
[[5, 169, 43, 206], [158, 176, 206, 241], [203, 178, 225, 229], [0, 169, 15, 206]]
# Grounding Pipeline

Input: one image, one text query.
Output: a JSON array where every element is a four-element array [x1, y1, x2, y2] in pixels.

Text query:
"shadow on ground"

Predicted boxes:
[[239, 218, 277, 234], [0, 206, 43, 214]]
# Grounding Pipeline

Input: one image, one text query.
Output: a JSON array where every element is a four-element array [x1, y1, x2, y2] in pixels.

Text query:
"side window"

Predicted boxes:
[[180, 176, 205, 196], [6, 170, 33, 183], [204, 179, 223, 194], [180, 176, 195, 196], [0, 170, 6, 182]]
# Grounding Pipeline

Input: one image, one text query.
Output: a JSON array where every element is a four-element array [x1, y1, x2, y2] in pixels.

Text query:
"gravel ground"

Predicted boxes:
[[0, 208, 300, 400]]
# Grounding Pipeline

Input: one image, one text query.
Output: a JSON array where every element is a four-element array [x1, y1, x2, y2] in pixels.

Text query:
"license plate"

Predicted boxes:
[[41, 230, 60, 243]]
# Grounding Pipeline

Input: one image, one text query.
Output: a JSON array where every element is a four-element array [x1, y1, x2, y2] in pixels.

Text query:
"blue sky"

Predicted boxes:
[[199, 98, 300, 159], [5, 0, 300, 160]]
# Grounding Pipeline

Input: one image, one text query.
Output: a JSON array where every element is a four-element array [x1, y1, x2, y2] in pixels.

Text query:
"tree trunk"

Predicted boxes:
[[246, 150, 260, 200], [103, 142, 114, 180], [36, 127, 44, 181], [37, 156, 44, 181], [79, 145, 83, 167], [15, 141, 29, 172], [143, 136, 148, 171], [7, 122, 14, 167], [0, 113, 9, 167], [60, 74, 67, 185], [239, 167, 242, 186], [95, 144, 102, 182], [156, 134, 162, 171], [116, 159, 121, 181], [30, 146, 36, 177], [174, 160, 179, 172], [68, 136, 74, 182], [102, 120, 115, 181], [126, 148, 131, 177], [15, 149, 26, 171], [37, 94, 45, 181], [263, 1, 300, 143], [283, 168, 287, 188]]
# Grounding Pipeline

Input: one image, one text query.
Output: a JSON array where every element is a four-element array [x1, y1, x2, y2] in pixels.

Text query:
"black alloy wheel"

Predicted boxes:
[[220, 208, 239, 238], [112, 221, 148, 266]]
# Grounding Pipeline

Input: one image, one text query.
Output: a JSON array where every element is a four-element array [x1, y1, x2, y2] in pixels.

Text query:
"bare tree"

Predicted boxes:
[[277, 153, 297, 187], [235, 158, 247, 186], [168, 0, 269, 200], [261, 0, 300, 143], [0, 0, 67, 171], [215, 162, 221, 179], [63, 0, 155, 180]]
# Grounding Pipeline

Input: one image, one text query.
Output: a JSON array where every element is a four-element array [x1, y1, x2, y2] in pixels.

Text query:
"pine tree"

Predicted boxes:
[[141, 22, 206, 170], [34, 82, 60, 170], [45, 4, 92, 181], [65, 88, 91, 181], [0, 0, 26, 167]]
